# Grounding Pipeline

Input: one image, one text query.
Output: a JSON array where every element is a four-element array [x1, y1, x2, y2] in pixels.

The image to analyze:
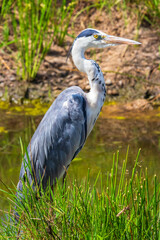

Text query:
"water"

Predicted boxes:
[[0, 103, 160, 212]]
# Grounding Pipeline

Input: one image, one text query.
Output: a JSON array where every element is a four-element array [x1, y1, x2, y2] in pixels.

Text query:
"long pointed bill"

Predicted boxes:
[[104, 35, 141, 45]]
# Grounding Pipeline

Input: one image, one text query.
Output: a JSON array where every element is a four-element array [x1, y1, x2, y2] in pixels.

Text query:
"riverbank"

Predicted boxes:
[[0, 3, 160, 105]]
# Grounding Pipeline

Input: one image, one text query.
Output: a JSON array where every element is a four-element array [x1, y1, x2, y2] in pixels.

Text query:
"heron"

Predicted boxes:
[[17, 28, 141, 192]]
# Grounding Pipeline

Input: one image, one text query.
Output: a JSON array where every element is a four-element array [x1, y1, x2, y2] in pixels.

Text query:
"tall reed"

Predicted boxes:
[[0, 148, 160, 239], [1, 0, 76, 81]]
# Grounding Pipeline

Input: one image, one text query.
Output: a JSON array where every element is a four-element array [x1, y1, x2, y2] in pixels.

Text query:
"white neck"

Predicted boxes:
[[71, 41, 106, 135], [72, 43, 106, 90]]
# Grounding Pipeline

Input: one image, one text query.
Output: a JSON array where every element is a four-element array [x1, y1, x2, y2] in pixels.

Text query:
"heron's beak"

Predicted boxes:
[[104, 35, 141, 45]]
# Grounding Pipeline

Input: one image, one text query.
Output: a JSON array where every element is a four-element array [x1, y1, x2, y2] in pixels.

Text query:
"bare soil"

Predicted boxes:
[[0, 6, 160, 106]]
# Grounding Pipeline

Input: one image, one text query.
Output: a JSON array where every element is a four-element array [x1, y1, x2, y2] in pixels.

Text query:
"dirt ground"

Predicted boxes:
[[0, 6, 160, 106]]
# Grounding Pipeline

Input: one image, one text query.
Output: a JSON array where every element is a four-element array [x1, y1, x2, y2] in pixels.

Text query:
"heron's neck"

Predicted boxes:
[[72, 45, 106, 136], [72, 46, 106, 105]]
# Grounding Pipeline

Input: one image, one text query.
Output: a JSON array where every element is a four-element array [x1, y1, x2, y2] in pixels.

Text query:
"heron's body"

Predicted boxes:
[[18, 61, 105, 189], [17, 28, 140, 191], [19, 86, 87, 188]]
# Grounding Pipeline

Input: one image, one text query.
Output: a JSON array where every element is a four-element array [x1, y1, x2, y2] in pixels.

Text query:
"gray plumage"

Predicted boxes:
[[17, 28, 141, 192], [18, 87, 87, 189]]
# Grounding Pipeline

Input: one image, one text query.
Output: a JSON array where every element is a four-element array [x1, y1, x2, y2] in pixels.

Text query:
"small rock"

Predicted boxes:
[[69, 81, 75, 86], [44, 62, 50, 68], [107, 89, 119, 96], [10, 96, 19, 104], [50, 72, 56, 77], [10, 76, 16, 81], [105, 79, 113, 86], [56, 78, 62, 83], [118, 80, 124, 87]]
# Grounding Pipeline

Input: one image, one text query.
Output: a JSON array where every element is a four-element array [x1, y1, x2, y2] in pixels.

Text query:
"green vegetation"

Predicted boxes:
[[0, 0, 76, 81], [0, 99, 51, 116], [0, 149, 160, 239], [97, 0, 160, 21], [72, 0, 160, 25], [0, 0, 159, 82]]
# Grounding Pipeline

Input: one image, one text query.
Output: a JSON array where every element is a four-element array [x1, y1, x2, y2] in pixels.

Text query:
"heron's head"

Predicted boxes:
[[69, 28, 141, 57]]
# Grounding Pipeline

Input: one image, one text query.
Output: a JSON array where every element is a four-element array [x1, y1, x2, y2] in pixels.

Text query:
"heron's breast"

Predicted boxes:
[[86, 99, 103, 136]]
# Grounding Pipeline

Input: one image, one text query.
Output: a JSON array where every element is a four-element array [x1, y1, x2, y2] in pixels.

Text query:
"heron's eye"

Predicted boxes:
[[94, 34, 99, 39], [94, 34, 103, 40]]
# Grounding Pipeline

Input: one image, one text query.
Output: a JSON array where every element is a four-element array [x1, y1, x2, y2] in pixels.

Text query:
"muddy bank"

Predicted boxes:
[[0, 7, 160, 105]]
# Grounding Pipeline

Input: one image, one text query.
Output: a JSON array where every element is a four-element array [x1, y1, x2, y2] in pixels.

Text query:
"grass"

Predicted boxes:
[[0, 0, 76, 81], [74, 0, 160, 23], [0, 0, 159, 82], [96, 0, 160, 22], [12, 0, 76, 81], [0, 148, 160, 239]]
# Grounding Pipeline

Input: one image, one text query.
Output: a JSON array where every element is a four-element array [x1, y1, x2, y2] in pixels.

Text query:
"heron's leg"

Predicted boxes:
[[51, 180, 57, 196], [62, 171, 67, 185], [62, 164, 70, 185]]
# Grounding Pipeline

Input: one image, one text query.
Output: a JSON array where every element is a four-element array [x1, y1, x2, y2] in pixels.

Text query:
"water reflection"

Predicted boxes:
[[0, 105, 160, 212]]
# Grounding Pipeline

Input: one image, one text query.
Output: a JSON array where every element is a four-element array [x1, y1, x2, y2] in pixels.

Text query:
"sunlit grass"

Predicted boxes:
[[0, 148, 160, 239], [12, 0, 76, 81], [96, 0, 160, 23], [1, 0, 159, 82], [0, 0, 76, 81]]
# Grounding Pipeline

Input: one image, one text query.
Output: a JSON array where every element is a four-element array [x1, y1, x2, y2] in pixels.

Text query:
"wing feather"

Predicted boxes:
[[19, 87, 87, 188]]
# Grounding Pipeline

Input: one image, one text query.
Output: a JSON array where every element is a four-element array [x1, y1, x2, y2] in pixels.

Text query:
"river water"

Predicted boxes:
[[0, 102, 160, 212]]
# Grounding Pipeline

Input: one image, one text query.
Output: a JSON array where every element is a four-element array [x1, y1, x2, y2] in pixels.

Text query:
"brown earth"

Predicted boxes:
[[0, 6, 160, 106]]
